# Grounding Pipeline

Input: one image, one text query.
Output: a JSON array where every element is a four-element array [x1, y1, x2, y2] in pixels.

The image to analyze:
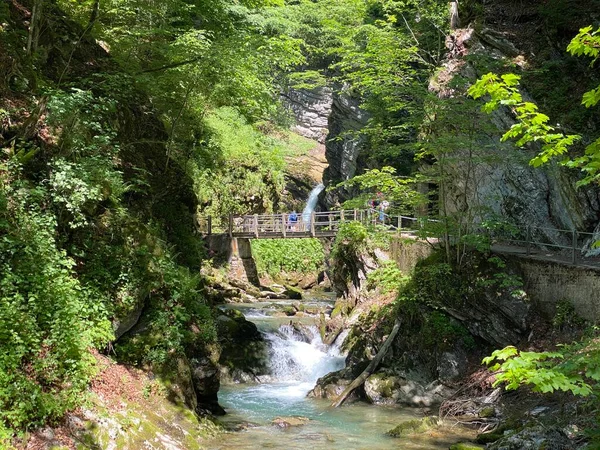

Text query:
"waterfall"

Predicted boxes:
[[265, 324, 345, 387], [302, 183, 325, 224]]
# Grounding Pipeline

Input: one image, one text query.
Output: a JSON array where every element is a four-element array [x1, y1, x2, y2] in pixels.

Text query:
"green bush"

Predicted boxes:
[[251, 238, 325, 277], [0, 173, 113, 431], [366, 260, 408, 293]]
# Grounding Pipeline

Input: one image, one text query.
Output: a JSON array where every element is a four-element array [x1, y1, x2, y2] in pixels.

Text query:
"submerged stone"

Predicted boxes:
[[387, 416, 439, 437], [272, 416, 310, 428]]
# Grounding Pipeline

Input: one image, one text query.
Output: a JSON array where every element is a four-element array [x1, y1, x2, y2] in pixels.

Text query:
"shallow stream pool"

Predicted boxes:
[[207, 297, 474, 449]]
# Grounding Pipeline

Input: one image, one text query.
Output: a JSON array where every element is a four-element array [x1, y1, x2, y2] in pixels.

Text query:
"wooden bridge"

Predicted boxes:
[[198, 209, 412, 239], [199, 210, 600, 268]]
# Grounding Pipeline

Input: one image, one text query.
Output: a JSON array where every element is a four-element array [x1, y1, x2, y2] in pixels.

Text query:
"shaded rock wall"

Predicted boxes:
[[323, 85, 370, 205], [435, 28, 600, 243]]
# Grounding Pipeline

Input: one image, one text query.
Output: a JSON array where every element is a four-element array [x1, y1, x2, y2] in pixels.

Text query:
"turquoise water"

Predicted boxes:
[[209, 384, 472, 450], [207, 299, 474, 449]]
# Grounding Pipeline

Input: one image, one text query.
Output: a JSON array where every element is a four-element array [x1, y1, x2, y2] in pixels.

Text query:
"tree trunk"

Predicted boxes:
[[27, 0, 43, 56], [331, 319, 401, 408], [449, 1, 460, 30]]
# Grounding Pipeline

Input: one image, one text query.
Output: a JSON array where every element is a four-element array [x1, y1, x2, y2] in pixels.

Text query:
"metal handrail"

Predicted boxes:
[[198, 211, 600, 266]]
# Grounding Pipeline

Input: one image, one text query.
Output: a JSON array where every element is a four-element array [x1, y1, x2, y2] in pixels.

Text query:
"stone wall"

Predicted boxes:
[[204, 236, 260, 286], [390, 238, 434, 273], [509, 256, 600, 321]]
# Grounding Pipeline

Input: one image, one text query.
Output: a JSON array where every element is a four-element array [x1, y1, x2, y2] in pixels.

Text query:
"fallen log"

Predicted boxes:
[[331, 318, 401, 408]]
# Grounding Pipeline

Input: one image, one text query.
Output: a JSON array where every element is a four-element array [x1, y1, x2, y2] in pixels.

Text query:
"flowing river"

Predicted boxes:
[[206, 296, 473, 449]]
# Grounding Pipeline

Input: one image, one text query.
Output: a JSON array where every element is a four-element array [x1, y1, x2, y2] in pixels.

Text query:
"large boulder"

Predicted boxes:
[[364, 372, 453, 406], [190, 356, 225, 415], [308, 369, 359, 402], [216, 310, 269, 383]]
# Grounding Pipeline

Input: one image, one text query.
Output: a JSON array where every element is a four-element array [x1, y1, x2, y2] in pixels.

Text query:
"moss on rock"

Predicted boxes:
[[387, 416, 439, 437], [450, 444, 485, 450]]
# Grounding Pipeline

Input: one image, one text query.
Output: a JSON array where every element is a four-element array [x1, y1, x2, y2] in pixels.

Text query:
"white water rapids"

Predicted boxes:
[[264, 324, 346, 393]]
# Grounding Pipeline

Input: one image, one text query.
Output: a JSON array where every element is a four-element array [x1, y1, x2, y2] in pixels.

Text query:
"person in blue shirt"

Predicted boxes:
[[288, 211, 298, 231]]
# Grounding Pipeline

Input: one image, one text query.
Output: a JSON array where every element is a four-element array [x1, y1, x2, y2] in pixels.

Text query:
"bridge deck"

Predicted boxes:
[[198, 209, 407, 239]]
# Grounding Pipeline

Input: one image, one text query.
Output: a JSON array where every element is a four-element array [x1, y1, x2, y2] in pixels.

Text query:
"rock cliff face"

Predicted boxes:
[[283, 86, 333, 143], [323, 86, 370, 205], [432, 27, 600, 241], [315, 17, 600, 236], [282, 84, 369, 207]]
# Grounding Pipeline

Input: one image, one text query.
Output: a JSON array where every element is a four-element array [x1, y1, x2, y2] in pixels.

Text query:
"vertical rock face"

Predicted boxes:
[[283, 86, 333, 143], [323, 86, 370, 205], [282, 84, 370, 206], [434, 28, 600, 243]]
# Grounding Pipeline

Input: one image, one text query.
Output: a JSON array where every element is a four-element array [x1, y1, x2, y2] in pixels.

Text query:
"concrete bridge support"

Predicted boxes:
[[204, 236, 260, 286]]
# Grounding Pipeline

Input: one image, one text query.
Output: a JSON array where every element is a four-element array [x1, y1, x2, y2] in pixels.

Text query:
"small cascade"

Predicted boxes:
[[302, 183, 325, 224], [265, 324, 345, 385]]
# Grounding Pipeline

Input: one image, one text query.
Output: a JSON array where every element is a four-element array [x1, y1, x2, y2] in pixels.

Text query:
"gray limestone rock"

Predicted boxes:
[[488, 426, 572, 450], [323, 85, 370, 205], [364, 372, 454, 406], [283, 86, 333, 143]]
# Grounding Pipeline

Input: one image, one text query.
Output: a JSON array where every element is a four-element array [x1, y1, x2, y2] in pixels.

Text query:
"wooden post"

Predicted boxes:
[[353, 209, 358, 221], [228, 214, 233, 238], [282, 213, 286, 238], [310, 211, 316, 237], [340, 210, 345, 222], [207, 216, 212, 235], [572, 230, 577, 265], [254, 214, 259, 238]]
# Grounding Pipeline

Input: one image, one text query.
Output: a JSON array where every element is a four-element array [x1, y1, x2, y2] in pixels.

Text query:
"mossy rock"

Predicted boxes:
[[283, 286, 303, 300], [387, 416, 438, 437], [475, 431, 504, 444], [479, 406, 496, 418], [283, 306, 296, 316], [450, 444, 485, 450]]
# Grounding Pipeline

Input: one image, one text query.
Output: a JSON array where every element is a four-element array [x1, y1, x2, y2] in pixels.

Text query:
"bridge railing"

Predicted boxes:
[[198, 209, 437, 237], [198, 209, 429, 237], [485, 224, 600, 266], [198, 211, 600, 265]]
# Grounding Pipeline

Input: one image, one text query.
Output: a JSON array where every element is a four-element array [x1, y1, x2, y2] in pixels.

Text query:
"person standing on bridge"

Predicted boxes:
[[288, 211, 298, 231]]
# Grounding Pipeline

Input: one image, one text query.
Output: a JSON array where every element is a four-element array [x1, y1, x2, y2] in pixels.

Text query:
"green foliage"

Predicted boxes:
[[193, 107, 287, 227], [250, 238, 325, 276], [420, 311, 474, 351], [116, 259, 217, 366], [366, 260, 408, 293], [336, 166, 425, 214], [552, 299, 586, 330], [483, 345, 593, 396], [331, 221, 369, 260], [469, 72, 582, 167], [0, 165, 113, 431]]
